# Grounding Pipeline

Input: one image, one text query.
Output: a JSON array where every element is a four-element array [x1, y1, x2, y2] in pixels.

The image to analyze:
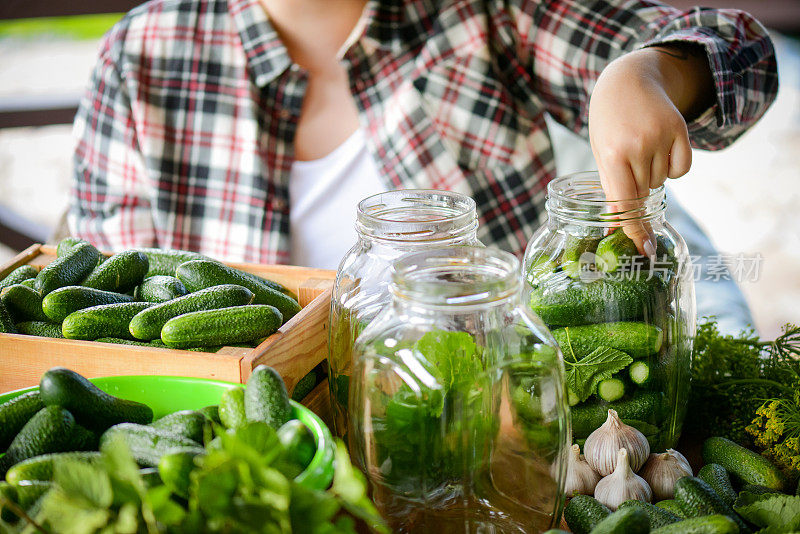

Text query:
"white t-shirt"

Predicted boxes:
[[289, 129, 385, 269]]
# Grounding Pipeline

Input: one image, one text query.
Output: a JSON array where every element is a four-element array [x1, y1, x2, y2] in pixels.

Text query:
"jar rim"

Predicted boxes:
[[390, 246, 520, 306], [546, 171, 666, 225], [356, 189, 478, 243]]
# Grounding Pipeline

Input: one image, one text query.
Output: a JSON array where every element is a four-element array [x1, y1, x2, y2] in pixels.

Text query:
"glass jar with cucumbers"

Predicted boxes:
[[522, 171, 695, 450], [328, 190, 481, 439], [349, 247, 570, 533]]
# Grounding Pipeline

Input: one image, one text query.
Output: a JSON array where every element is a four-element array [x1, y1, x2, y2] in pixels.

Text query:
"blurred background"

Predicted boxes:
[[0, 0, 798, 338]]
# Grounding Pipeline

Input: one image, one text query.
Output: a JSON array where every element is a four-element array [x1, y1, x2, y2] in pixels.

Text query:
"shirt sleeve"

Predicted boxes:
[[506, 0, 778, 150], [68, 25, 156, 249]]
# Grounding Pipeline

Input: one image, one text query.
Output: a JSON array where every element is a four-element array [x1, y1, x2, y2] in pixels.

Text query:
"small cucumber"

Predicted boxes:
[[15, 321, 64, 338], [702, 436, 788, 491], [161, 304, 282, 349], [43, 285, 135, 323], [629, 360, 652, 386], [149, 410, 207, 443], [158, 450, 199, 498], [62, 301, 152, 340], [176, 260, 300, 322], [654, 499, 686, 518], [277, 419, 316, 476], [291, 369, 318, 402], [564, 495, 612, 534], [0, 265, 38, 291], [739, 484, 781, 496], [596, 228, 638, 273], [20, 278, 37, 289], [552, 322, 663, 360], [589, 506, 649, 534], [0, 406, 77, 476], [198, 405, 221, 425], [1, 284, 48, 322], [135, 275, 188, 303], [618, 499, 681, 528], [39, 367, 153, 432], [5, 451, 101, 484], [56, 237, 90, 257], [35, 241, 100, 296], [219, 387, 247, 429], [650, 514, 739, 534], [135, 248, 212, 277], [596, 378, 626, 402], [100, 423, 203, 468], [129, 284, 254, 340], [245, 365, 292, 429], [0, 300, 18, 333], [698, 463, 737, 506], [82, 250, 149, 293], [673, 476, 750, 532], [0, 391, 44, 450], [571, 391, 663, 439]]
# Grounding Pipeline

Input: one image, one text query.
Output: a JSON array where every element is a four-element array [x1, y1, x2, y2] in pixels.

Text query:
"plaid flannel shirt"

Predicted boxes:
[[69, 0, 778, 263]]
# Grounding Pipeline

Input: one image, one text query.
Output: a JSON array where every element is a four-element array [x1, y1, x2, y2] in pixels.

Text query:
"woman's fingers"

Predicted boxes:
[[668, 130, 692, 179], [650, 151, 670, 189], [597, 161, 654, 256]]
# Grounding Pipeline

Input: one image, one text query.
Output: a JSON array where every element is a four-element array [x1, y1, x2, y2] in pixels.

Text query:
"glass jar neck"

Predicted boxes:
[[356, 190, 478, 247], [546, 172, 666, 226], [389, 247, 520, 309]]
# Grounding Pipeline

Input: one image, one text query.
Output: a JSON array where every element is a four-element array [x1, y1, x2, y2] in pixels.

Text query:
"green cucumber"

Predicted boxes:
[[0, 300, 16, 333], [15, 321, 63, 338], [158, 450, 199, 498], [0, 406, 77, 476], [161, 304, 282, 349], [618, 499, 681, 528], [654, 499, 686, 518], [39, 367, 153, 432], [198, 405, 221, 425], [596, 378, 626, 402], [698, 463, 737, 506], [129, 284, 254, 340], [100, 423, 203, 468], [596, 228, 638, 273], [702, 436, 788, 491], [219, 387, 247, 429], [0, 265, 38, 291], [245, 365, 292, 429], [651, 515, 739, 534], [629, 361, 652, 386], [35, 241, 100, 296], [588, 506, 649, 534], [0, 391, 44, 451], [82, 250, 149, 293], [149, 410, 206, 443], [738, 484, 781, 497], [56, 237, 90, 257], [42, 285, 135, 323], [19, 278, 37, 289], [176, 260, 300, 321], [277, 419, 316, 476], [571, 391, 663, 439], [135, 275, 188, 303], [135, 248, 212, 278], [5, 451, 101, 484], [62, 301, 152, 340], [563, 494, 612, 534], [552, 322, 662, 360], [1, 284, 48, 322], [673, 476, 750, 532], [531, 273, 667, 327], [291, 369, 318, 402]]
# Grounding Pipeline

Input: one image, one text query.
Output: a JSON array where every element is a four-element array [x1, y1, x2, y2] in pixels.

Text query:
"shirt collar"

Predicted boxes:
[[228, 0, 291, 87]]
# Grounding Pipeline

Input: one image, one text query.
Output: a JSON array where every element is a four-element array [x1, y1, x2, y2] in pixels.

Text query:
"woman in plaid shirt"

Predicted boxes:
[[69, 0, 777, 267]]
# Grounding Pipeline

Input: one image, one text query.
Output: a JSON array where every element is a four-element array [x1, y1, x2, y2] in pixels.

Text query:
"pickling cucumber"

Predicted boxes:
[[81, 250, 149, 293], [702, 436, 788, 491], [571, 391, 664, 439], [1, 284, 49, 322], [596, 228, 638, 273], [62, 302, 153, 341], [160, 304, 282, 349], [135, 248, 211, 278], [552, 322, 662, 360], [42, 285, 135, 323], [15, 321, 63, 338], [35, 241, 100, 296], [134, 275, 188, 303], [0, 265, 38, 291]]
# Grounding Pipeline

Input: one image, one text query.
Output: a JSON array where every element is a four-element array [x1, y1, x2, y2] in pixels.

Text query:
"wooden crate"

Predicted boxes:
[[0, 244, 335, 396]]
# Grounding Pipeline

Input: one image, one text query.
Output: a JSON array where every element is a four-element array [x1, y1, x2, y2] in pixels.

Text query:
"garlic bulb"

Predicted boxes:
[[556, 444, 601, 496], [584, 409, 650, 476], [639, 449, 693, 501], [594, 448, 652, 510]]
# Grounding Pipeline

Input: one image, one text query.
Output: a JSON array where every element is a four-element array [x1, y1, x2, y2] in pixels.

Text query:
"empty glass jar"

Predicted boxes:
[[328, 190, 480, 438], [522, 171, 696, 450], [348, 247, 570, 533]]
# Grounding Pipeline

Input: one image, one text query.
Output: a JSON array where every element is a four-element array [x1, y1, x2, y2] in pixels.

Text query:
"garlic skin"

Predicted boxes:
[[639, 449, 693, 501], [594, 448, 653, 510], [557, 444, 601, 496], [584, 409, 650, 476]]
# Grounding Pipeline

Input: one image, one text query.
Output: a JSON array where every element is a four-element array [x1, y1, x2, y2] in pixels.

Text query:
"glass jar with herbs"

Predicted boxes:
[[523, 171, 695, 451], [328, 190, 480, 438], [348, 247, 570, 533]]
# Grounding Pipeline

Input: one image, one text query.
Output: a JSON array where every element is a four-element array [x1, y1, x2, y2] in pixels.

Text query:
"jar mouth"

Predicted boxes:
[[547, 171, 666, 225], [356, 190, 478, 243], [390, 247, 519, 306]]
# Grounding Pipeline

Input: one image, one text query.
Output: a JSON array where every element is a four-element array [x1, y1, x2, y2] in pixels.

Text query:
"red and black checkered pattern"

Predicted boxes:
[[69, 0, 778, 263]]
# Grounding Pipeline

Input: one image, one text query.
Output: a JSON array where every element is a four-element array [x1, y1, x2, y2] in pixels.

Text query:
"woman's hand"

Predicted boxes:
[[588, 45, 715, 254]]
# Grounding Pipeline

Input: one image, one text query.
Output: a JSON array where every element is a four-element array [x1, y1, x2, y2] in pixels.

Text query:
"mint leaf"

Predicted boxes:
[[564, 346, 633, 402], [734, 492, 800, 530], [415, 331, 482, 391], [54, 460, 113, 509], [331, 441, 389, 534]]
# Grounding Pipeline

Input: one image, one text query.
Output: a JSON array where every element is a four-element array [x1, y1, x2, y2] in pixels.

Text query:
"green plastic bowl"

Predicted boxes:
[[0, 375, 335, 490]]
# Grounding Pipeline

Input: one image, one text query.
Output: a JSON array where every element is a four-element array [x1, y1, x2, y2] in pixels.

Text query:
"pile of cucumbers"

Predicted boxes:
[[0, 238, 302, 350], [528, 228, 683, 448], [0, 365, 318, 521], [558, 436, 794, 534]]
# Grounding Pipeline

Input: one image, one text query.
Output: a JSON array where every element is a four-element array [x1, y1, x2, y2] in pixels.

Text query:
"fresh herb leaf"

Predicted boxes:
[[564, 346, 633, 402], [733, 492, 800, 530], [331, 442, 388, 534], [415, 331, 483, 391]]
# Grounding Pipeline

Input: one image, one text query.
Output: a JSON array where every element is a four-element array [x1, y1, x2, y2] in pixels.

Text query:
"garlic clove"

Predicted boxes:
[[593, 448, 653, 510], [584, 409, 650, 476], [639, 449, 693, 501], [555, 444, 601, 497]]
